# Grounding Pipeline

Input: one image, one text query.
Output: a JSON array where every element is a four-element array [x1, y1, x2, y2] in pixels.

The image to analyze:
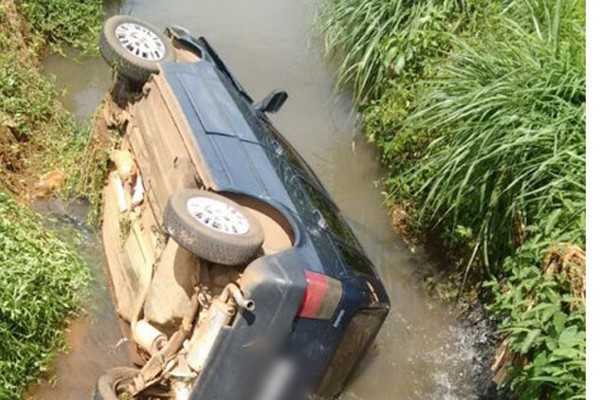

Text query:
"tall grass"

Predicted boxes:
[[0, 0, 101, 396], [320, 0, 471, 103], [0, 0, 102, 196], [0, 193, 90, 399], [15, 0, 103, 54], [393, 0, 585, 275]]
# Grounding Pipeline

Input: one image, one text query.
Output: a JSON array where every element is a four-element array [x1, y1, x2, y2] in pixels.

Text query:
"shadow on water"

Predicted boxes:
[[31, 0, 497, 398]]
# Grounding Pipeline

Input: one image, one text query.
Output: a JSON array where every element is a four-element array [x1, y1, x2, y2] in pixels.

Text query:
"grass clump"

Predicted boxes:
[[393, 0, 585, 276], [0, 192, 90, 399], [15, 0, 103, 54], [320, 0, 585, 397], [320, 0, 473, 103], [0, 52, 89, 194]]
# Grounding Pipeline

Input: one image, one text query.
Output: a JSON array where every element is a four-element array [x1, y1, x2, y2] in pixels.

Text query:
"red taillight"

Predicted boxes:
[[297, 271, 343, 320]]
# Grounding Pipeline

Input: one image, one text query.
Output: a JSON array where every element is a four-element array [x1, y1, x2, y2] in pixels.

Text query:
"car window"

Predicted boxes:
[[222, 80, 375, 276], [285, 155, 377, 278]]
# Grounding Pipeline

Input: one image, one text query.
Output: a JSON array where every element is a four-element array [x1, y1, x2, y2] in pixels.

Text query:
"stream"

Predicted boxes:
[[30, 1, 493, 399]]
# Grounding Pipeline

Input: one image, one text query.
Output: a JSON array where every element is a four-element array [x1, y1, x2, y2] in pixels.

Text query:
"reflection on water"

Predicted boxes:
[[35, 0, 484, 398], [43, 48, 111, 125]]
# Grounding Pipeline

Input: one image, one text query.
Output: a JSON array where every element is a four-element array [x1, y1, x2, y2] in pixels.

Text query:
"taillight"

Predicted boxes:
[[297, 271, 343, 319]]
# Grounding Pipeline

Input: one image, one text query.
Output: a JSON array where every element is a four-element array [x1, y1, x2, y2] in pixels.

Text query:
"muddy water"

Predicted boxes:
[[36, 1, 485, 399]]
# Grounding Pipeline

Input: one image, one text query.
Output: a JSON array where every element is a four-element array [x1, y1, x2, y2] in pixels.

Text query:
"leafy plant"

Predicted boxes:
[[0, 0, 97, 197], [0, 0, 100, 396], [0, 52, 89, 195], [319, 0, 473, 103], [487, 240, 585, 399], [0, 192, 90, 399]]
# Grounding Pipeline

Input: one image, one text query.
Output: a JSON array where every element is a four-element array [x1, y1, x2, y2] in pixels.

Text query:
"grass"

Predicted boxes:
[[392, 0, 585, 276], [0, 52, 89, 195], [320, 0, 472, 104], [0, 192, 90, 399], [487, 241, 585, 399], [320, 0, 585, 397], [0, 0, 102, 197], [15, 0, 103, 54]]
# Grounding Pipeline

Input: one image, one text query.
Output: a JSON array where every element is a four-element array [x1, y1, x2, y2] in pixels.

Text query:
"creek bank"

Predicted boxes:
[[319, 0, 586, 398], [0, 0, 103, 397]]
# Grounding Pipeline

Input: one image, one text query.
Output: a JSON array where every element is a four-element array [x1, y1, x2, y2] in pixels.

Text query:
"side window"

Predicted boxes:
[[262, 119, 324, 189], [259, 117, 376, 276], [300, 177, 357, 247]]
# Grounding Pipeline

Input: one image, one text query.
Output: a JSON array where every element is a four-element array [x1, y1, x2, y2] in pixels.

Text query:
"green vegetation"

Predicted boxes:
[[0, 0, 102, 396], [0, 0, 103, 195], [320, 0, 585, 398], [0, 192, 90, 399], [16, 0, 103, 54]]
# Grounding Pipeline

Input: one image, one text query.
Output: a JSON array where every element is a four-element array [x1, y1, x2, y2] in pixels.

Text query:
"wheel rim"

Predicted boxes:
[[187, 197, 250, 235], [115, 22, 166, 61]]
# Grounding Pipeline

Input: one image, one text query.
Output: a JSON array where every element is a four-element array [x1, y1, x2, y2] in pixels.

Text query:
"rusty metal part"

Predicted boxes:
[[177, 283, 252, 374], [186, 299, 235, 372], [127, 289, 200, 396], [219, 283, 255, 311], [133, 320, 167, 355]]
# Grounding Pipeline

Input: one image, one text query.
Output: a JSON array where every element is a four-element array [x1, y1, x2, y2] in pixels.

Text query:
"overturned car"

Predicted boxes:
[[95, 15, 390, 400]]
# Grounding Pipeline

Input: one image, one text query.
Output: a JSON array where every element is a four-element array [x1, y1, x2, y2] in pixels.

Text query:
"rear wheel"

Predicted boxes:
[[93, 367, 139, 400], [100, 15, 176, 83], [163, 190, 265, 265]]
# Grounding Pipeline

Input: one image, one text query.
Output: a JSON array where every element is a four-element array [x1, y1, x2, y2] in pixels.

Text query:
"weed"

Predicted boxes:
[[393, 0, 585, 278], [71, 110, 117, 224], [0, 52, 88, 196], [487, 240, 585, 399], [320, 0, 476, 103], [0, 192, 90, 400], [15, 0, 102, 54]]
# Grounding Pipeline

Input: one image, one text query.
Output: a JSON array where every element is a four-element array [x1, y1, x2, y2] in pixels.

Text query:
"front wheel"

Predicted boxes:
[[100, 15, 176, 83]]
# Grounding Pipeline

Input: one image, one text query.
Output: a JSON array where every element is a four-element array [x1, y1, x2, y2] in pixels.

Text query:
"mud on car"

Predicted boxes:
[[95, 15, 390, 400]]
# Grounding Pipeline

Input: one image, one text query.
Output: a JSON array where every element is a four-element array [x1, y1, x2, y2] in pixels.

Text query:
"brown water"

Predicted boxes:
[[34, 1, 485, 399]]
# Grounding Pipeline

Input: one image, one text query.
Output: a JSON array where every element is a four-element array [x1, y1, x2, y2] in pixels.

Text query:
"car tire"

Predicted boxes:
[[100, 15, 175, 83], [163, 190, 265, 265], [93, 367, 139, 400]]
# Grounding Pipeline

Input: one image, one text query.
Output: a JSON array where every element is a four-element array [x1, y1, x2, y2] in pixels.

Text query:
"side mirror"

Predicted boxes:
[[255, 90, 288, 114]]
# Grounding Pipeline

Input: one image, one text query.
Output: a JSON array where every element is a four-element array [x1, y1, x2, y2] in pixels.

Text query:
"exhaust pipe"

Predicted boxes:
[[219, 283, 255, 311]]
